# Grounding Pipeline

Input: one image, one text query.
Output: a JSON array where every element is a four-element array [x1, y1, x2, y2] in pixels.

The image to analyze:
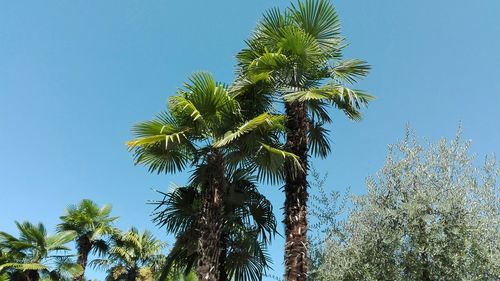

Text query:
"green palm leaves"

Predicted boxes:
[[58, 199, 118, 281], [152, 170, 276, 281], [239, 1, 372, 107], [237, 0, 373, 162], [128, 72, 299, 280], [128, 110, 194, 174], [127, 1, 373, 280], [234, 1, 373, 280], [128, 72, 298, 180], [91, 228, 165, 281], [0, 222, 81, 281]]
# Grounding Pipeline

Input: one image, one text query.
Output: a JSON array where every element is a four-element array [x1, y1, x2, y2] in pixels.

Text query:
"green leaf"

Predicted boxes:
[[330, 59, 371, 84], [0, 262, 47, 272], [214, 113, 285, 148], [308, 121, 331, 158], [283, 85, 374, 121], [290, 0, 342, 51], [127, 129, 190, 150]]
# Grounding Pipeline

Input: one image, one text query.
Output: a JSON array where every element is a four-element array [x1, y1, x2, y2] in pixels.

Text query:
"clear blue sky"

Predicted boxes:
[[1, 1, 499, 280]]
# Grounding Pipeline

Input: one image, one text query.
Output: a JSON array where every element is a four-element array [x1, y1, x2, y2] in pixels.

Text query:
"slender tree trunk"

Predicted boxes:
[[218, 234, 229, 281], [74, 236, 92, 281], [284, 101, 309, 281], [197, 149, 225, 281]]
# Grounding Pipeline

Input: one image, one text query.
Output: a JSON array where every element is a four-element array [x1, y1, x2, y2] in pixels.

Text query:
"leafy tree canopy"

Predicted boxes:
[[313, 128, 500, 281]]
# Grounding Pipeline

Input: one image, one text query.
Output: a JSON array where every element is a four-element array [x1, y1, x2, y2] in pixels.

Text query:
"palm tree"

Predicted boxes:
[[57, 199, 118, 281], [92, 228, 165, 281], [152, 169, 276, 281], [128, 72, 299, 280], [234, 1, 373, 280], [0, 221, 81, 281]]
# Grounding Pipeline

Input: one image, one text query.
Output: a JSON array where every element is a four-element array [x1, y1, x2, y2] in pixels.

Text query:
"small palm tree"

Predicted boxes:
[[0, 222, 81, 281], [235, 1, 373, 280], [57, 199, 118, 281], [128, 72, 299, 280], [92, 228, 165, 281], [152, 169, 276, 281]]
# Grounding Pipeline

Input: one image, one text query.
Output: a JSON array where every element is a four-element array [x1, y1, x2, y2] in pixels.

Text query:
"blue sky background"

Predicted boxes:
[[1, 1, 499, 280]]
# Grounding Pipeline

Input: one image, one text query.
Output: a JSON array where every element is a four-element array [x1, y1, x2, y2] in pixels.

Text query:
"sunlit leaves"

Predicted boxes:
[[0, 222, 80, 280], [290, 0, 342, 51], [214, 113, 286, 148], [330, 59, 370, 84], [283, 85, 374, 121], [235, 0, 373, 170], [99, 228, 166, 281], [151, 170, 276, 281], [313, 129, 500, 280]]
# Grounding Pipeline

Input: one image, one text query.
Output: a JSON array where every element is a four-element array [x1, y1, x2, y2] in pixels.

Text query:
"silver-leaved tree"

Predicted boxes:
[[313, 128, 499, 281]]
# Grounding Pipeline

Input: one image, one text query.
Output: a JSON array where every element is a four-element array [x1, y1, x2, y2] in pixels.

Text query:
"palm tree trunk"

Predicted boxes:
[[284, 101, 309, 281], [197, 149, 225, 281], [218, 234, 229, 281], [74, 236, 92, 281]]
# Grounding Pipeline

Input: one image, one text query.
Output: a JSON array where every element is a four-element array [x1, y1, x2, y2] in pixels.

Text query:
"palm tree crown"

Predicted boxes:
[[235, 1, 373, 280], [0, 222, 81, 281], [152, 169, 276, 281], [93, 228, 165, 281], [128, 72, 300, 280], [57, 199, 118, 281]]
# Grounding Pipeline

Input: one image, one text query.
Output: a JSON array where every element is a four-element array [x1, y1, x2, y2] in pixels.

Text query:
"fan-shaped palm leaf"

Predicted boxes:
[[235, 1, 374, 280], [151, 169, 276, 281]]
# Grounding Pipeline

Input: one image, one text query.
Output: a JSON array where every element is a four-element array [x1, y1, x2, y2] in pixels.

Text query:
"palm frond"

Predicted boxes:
[[89, 258, 112, 271], [290, 0, 342, 52], [330, 59, 370, 84], [131, 142, 195, 174], [169, 95, 205, 124], [128, 123, 190, 150], [254, 143, 302, 185], [277, 25, 324, 64], [152, 186, 199, 234], [46, 231, 76, 251], [225, 236, 272, 281], [308, 121, 331, 158], [307, 100, 332, 123], [172, 72, 238, 129], [214, 113, 285, 148], [283, 85, 374, 120], [0, 262, 47, 272]]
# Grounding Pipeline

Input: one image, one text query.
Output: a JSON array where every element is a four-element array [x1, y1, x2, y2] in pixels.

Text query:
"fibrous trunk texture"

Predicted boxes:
[[218, 234, 229, 281], [284, 101, 309, 281], [197, 149, 225, 281], [74, 235, 92, 281]]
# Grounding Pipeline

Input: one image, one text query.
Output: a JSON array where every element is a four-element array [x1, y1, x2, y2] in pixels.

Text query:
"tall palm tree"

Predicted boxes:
[[152, 169, 276, 281], [0, 222, 81, 281], [128, 72, 299, 280], [57, 199, 118, 281], [91, 228, 165, 281], [234, 1, 373, 280]]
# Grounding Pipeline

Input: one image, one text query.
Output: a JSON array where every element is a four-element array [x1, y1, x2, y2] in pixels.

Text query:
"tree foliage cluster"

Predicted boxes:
[[5, 1, 496, 281], [0, 200, 194, 281], [127, 0, 372, 280], [311, 130, 500, 281]]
